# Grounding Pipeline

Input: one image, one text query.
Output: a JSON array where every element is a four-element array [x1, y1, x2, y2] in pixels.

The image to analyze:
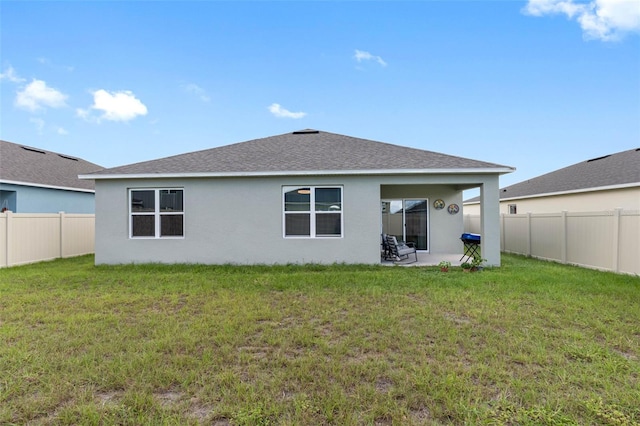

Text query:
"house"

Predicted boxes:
[[464, 147, 640, 215], [0, 140, 103, 213], [80, 130, 514, 266]]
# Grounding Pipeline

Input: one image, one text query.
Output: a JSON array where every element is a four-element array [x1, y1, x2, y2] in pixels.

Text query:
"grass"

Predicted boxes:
[[1, 254, 639, 425]]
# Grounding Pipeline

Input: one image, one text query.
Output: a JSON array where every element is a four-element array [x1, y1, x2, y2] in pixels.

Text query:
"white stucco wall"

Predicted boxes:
[[479, 176, 501, 266], [94, 173, 502, 265], [96, 176, 379, 265]]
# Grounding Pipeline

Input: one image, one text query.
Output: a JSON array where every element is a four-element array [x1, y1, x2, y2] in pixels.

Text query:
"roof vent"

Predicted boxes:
[[58, 154, 79, 161], [293, 129, 319, 134], [587, 155, 611, 162], [21, 146, 46, 154]]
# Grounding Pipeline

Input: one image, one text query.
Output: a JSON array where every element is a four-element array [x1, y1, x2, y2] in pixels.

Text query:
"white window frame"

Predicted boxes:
[[282, 185, 343, 239], [129, 188, 185, 239], [508, 204, 517, 215]]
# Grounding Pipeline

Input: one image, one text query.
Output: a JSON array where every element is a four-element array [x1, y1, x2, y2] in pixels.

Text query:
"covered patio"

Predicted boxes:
[[379, 175, 503, 267]]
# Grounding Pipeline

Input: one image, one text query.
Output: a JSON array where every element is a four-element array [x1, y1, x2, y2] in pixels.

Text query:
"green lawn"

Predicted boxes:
[[1, 254, 639, 425]]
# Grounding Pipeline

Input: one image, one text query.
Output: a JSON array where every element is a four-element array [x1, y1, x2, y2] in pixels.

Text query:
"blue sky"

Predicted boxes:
[[1, 0, 639, 191]]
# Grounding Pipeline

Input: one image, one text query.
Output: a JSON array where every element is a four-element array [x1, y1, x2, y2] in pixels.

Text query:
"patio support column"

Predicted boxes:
[[480, 176, 501, 266]]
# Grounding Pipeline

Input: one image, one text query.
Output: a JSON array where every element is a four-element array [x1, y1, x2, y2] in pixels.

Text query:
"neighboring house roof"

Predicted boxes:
[[465, 147, 640, 203], [0, 140, 103, 191], [82, 129, 514, 179]]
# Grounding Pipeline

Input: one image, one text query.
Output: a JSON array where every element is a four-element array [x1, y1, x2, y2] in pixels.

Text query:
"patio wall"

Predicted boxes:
[[464, 209, 639, 275], [0, 211, 95, 268]]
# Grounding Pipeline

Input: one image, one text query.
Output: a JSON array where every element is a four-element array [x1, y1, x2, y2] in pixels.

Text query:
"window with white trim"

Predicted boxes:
[[508, 204, 517, 214], [283, 186, 342, 238], [130, 189, 184, 238]]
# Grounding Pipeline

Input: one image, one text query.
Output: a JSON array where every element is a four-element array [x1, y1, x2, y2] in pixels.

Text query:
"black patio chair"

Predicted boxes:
[[385, 235, 418, 263]]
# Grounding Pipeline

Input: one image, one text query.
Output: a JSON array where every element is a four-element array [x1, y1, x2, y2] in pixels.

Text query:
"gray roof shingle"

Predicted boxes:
[[466, 147, 640, 202], [85, 130, 513, 177], [0, 140, 103, 191]]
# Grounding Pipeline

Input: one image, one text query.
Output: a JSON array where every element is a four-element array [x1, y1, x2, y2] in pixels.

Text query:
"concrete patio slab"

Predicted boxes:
[[381, 252, 465, 267]]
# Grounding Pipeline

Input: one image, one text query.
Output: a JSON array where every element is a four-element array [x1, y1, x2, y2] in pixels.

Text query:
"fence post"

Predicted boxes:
[[561, 211, 567, 264], [612, 208, 621, 273], [526, 212, 532, 257], [3, 211, 11, 267], [59, 211, 65, 259], [500, 213, 505, 251]]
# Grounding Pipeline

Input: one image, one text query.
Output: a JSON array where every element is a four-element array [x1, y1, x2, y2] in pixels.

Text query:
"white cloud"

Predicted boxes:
[[354, 49, 387, 67], [37, 57, 75, 72], [0, 66, 25, 83], [76, 108, 90, 120], [523, 0, 640, 41], [30, 117, 45, 135], [268, 103, 307, 119], [15, 79, 68, 111], [82, 89, 148, 122], [182, 83, 210, 102], [27, 118, 68, 136]]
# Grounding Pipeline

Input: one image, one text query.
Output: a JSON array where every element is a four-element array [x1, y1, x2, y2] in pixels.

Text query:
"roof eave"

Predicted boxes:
[[80, 167, 515, 180], [497, 182, 640, 202], [464, 182, 640, 205], [0, 179, 95, 193]]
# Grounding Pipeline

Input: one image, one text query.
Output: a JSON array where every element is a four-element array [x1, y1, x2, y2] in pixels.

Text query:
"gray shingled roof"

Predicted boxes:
[[85, 130, 513, 178], [466, 147, 640, 202], [0, 140, 103, 191]]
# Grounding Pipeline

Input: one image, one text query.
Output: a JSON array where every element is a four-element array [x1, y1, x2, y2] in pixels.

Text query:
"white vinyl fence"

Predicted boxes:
[[464, 209, 639, 275], [0, 211, 95, 268]]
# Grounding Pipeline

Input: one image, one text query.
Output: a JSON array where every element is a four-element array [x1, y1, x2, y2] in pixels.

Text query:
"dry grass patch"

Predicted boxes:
[[1, 254, 639, 425]]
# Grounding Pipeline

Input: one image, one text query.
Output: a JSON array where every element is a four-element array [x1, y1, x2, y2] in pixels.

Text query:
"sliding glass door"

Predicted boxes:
[[381, 199, 429, 251]]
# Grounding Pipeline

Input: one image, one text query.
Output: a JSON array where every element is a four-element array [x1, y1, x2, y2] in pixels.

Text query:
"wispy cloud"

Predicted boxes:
[[29, 118, 45, 135], [78, 89, 148, 122], [28, 117, 69, 136], [16, 79, 68, 111], [0, 66, 25, 83], [268, 103, 307, 119], [354, 49, 387, 67], [37, 57, 75, 72], [523, 0, 640, 41], [181, 83, 210, 102]]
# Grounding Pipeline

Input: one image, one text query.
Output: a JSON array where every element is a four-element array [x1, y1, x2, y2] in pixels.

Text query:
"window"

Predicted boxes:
[[508, 204, 517, 214], [130, 189, 184, 238], [283, 186, 342, 238]]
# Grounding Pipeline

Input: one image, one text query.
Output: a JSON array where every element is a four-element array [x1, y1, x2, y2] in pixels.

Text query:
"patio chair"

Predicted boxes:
[[381, 234, 394, 260], [385, 235, 418, 263]]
